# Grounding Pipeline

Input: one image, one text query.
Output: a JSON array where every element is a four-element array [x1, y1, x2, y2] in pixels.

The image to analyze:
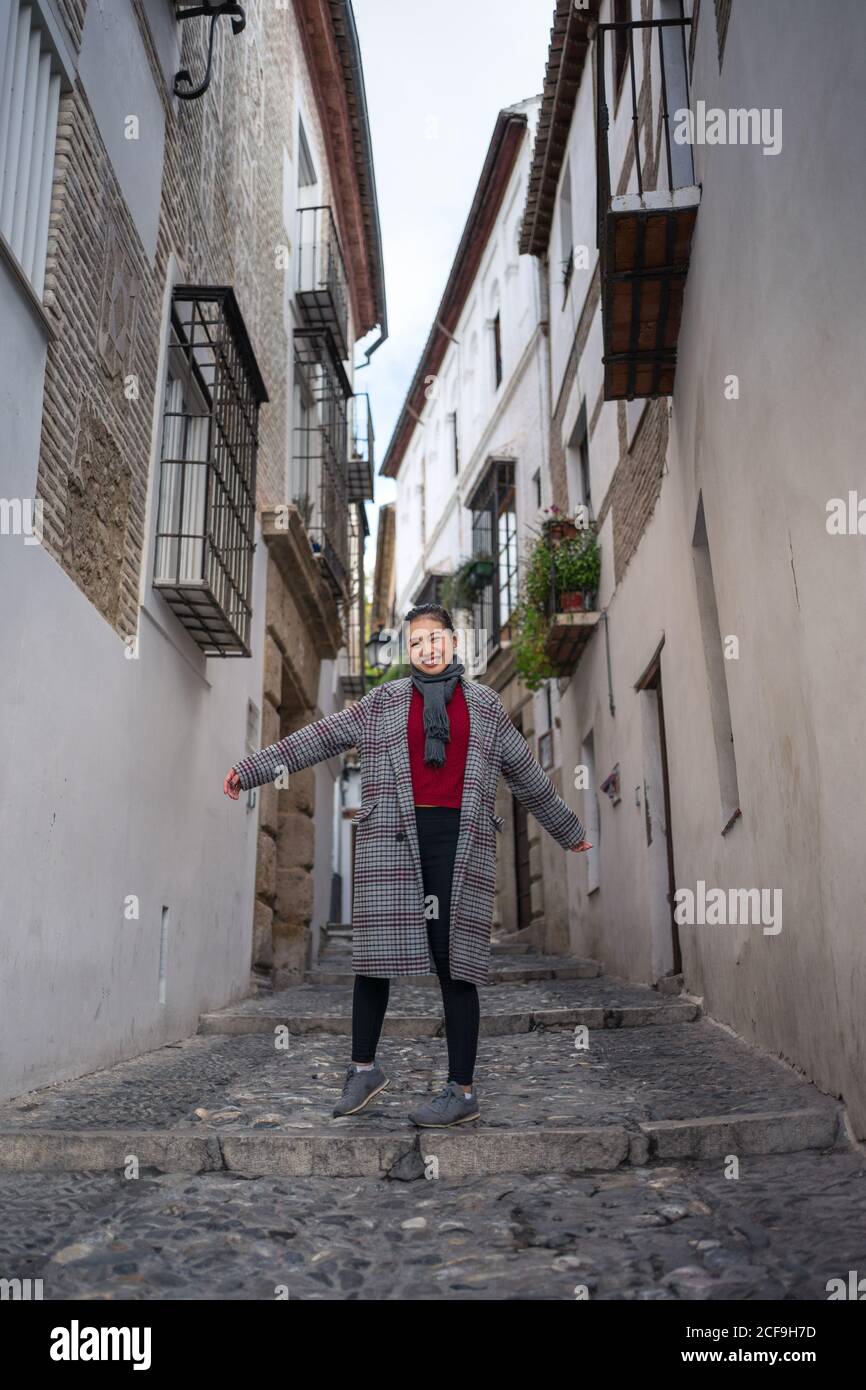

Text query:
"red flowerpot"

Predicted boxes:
[[560, 590, 585, 611], [548, 521, 579, 543]]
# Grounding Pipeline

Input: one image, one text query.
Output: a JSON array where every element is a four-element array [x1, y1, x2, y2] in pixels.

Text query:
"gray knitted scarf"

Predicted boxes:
[[409, 656, 466, 767]]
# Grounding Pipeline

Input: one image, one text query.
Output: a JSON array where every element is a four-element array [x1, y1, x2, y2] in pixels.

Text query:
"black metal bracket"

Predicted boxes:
[[173, 2, 246, 101]]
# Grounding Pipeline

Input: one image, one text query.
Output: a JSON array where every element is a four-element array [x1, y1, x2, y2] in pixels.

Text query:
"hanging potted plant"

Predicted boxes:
[[512, 524, 602, 683], [466, 552, 495, 589], [541, 504, 578, 544], [440, 551, 495, 612]]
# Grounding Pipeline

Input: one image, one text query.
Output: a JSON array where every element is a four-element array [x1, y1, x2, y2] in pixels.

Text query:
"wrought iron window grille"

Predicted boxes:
[[467, 459, 518, 661], [153, 285, 268, 656]]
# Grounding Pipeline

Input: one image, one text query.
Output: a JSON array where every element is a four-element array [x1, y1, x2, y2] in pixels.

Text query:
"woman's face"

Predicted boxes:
[[408, 616, 456, 674]]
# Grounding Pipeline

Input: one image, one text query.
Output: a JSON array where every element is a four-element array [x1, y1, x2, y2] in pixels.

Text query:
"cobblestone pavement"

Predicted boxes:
[[1, 967, 860, 1299], [1, 1150, 864, 1299], [0, 1022, 839, 1135]]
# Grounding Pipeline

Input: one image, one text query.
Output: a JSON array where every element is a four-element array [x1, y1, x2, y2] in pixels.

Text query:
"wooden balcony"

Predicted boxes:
[[597, 17, 700, 401], [545, 608, 601, 673]]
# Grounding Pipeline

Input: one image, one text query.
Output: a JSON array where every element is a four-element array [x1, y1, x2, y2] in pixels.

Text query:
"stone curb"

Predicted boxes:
[[0, 1107, 840, 1177], [641, 1108, 842, 1158]]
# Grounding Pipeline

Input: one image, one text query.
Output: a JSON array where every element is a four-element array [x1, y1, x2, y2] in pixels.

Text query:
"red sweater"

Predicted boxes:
[[408, 681, 469, 807]]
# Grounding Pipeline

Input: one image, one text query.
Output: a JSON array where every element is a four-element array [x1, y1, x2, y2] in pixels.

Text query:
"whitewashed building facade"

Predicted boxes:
[[521, 0, 866, 1135], [0, 0, 385, 1099]]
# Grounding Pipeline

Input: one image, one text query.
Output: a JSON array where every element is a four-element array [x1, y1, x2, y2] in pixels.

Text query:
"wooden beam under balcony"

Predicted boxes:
[[545, 609, 601, 674], [601, 188, 700, 401]]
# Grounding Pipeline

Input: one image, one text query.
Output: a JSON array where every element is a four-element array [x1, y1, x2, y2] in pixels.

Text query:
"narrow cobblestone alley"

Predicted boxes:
[[2, 947, 864, 1301], [3, 0, 866, 1348]]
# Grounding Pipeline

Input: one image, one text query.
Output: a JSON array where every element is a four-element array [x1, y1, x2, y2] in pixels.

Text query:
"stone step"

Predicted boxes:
[[198, 972, 696, 1038], [198, 1001, 699, 1037], [311, 953, 603, 986], [0, 1024, 843, 1178], [0, 1108, 840, 1179]]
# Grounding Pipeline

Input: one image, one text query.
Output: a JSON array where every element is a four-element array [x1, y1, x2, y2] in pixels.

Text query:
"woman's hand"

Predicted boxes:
[[569, 838, 593, 852], [223, 768, 242, 799]]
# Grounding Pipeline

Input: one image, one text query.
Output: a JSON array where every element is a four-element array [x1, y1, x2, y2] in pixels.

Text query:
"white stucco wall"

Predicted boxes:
[[546, 0, 866, 1132], [0, 254, 266, 1099]]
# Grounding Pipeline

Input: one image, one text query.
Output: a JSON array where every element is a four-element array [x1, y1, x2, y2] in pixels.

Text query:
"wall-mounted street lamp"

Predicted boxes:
[[365, 626, 394, 673], [173, 2, 246, 102]]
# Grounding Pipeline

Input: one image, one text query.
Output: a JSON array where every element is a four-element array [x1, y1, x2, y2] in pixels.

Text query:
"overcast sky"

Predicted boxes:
[[351, 0, 554, 564]]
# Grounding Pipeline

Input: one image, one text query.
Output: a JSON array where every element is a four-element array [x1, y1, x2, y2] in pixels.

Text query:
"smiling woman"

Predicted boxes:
[[224, 602, 590, 1129]]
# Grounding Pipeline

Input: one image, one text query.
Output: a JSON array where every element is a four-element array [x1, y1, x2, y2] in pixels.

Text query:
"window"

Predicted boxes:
[[559, 155, 574, 296], [297, 117, 317, 188], [532, 468, 542, 509], [467, 330, 480, 425], [414, 572, 445, 607], [469, 459, 518, 659], [581, 729, 601, 892], [566, 404, 593, 520], [293, 328, 351, 598], [0, 0, 64, 300], [492, 311, 502, 389], [448, 409, 460, 475], [153, 286, 268, 656], [692, 493, 740, 831]]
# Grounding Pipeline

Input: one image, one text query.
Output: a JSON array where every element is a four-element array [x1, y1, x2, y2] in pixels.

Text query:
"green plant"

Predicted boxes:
[[525, 536, 554, 607], [554, 527, 601, 595], [441, 552, 495, 612], [511, 598, 558, 691], [511, 523, 602, 688]]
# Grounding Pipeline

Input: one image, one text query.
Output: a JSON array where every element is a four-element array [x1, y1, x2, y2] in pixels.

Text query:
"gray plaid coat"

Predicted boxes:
[[233, 675, 585, 985]]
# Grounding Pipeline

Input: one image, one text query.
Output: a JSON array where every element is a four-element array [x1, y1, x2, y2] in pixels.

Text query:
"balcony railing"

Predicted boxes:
[[293, 329, 351, 599], [347, 392, 375, 503], [296, 205, 350, 362], [596, 15, 699, 400]]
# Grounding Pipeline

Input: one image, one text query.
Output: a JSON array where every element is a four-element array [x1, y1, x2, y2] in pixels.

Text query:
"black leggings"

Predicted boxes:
[[351, 805, 480, 1085]]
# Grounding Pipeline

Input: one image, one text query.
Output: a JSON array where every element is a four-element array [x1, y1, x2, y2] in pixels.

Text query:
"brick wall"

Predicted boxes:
[[595, 398, 668, 586]]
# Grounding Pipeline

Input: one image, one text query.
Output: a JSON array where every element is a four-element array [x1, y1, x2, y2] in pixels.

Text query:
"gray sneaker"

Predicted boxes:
[[332, 1062, 390, 1117], [408, 1080, 480, 1127]]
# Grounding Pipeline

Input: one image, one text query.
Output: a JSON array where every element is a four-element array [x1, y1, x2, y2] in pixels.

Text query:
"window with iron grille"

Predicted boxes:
[[153, 286, 267, 657], [293, 328, 351, 598], [414, 572, 446, 609], [469, 459, 518, 659]]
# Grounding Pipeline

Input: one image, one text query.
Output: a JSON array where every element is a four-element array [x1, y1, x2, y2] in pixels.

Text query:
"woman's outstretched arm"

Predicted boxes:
[[497, 700, 588, 850], [228, 689, 375, 793]]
